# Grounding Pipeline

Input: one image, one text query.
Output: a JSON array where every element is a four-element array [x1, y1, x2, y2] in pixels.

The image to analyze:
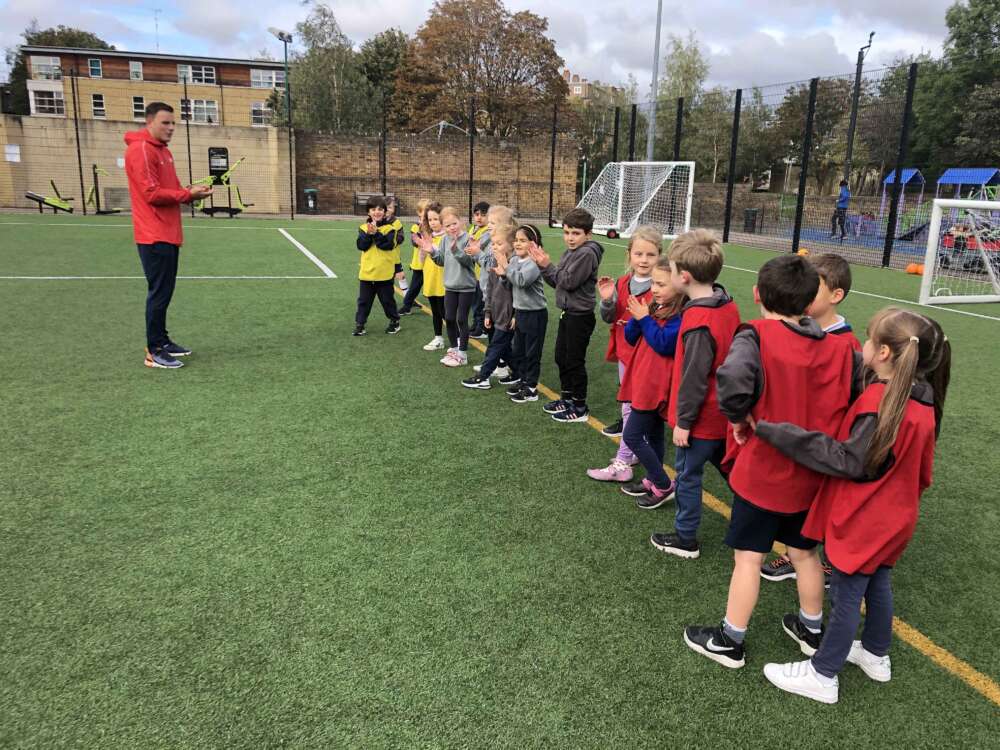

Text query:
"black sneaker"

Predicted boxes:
[[385, 320, 401, 334], [635, 480, 676, 509], [461, 376, 491, 390], [162, 340, 192, 357], [352, 325, 367, 336], [683, 623, 746, 668], [542, 398, 570, 414], [649, 532, 701, 559], [760, 555, 796, 582], [620, 478, 652, 497], [781, 613, 824, 656], [497, 374, 521, 387], [551, 405, 589, 423], [505, 384, 523, 397], [510, 387, 538, 403], [398, 307, 414, 316], [601, 418, 624, 437]]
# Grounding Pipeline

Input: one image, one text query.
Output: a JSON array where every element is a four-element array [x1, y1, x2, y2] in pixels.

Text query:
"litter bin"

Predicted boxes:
[[743, 208, 760, 233], [304, 188, 318, 214]]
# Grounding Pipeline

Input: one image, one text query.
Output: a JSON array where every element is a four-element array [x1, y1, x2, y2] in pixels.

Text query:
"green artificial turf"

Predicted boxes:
[[1, 214, 998, 747]]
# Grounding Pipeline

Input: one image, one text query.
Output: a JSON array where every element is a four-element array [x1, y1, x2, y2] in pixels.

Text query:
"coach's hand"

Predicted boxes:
[[189, 184, 213, 199]]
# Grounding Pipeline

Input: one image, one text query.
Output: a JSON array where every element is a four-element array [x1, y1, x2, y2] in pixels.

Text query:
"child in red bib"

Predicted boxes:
[[648, 229, 741, 560], [587, 226, 662, 483], [755, 309, 950, 704], [683, 255, 859, 671]]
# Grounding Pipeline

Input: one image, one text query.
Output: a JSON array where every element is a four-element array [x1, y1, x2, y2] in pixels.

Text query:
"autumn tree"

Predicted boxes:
[[395, 0, 567, 136], [358, 28, 408, 121]]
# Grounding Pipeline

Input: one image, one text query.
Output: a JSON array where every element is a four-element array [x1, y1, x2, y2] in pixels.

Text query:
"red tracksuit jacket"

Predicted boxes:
[[124, 129, 192, 246]]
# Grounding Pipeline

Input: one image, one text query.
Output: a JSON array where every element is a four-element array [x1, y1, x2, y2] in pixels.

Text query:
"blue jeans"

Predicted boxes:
[[812, 566, 894, 678], [623, 409, 670, 489], [673, 437, 726, 540], [479, 326, 515, 379]]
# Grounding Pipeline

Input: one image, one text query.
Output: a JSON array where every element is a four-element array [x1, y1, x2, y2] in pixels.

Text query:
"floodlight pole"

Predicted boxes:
[[843, 31, 874, 184], [271, 28, 295, 219], [645, 0, 663, 163]]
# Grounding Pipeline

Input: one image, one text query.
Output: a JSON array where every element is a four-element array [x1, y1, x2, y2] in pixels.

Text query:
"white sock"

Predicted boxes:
[[810, 662, 838, 687]]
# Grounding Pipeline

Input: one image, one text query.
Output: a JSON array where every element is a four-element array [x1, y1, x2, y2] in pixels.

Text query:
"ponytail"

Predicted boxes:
[[866, 335, 919, 474]]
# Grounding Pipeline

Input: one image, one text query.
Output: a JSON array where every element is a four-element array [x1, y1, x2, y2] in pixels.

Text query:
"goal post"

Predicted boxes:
[[919, 198, 1000, 306], [560, 161, 696, 239]]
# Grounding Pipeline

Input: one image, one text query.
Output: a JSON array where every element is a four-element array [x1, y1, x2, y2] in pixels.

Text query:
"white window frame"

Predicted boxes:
[[250, 101, 272, 126], [92, 93, 106, 118], [132, 96, 146, 120], [88, 58, 102, 78], [573, 85, 582, 94], [31, 56, 62, 80], [130, 61, 143, 81], [190, 99, 219, 124], [251, 68, 285, 89], [33, 90, 65, 115], [177, 64, 216, 85]]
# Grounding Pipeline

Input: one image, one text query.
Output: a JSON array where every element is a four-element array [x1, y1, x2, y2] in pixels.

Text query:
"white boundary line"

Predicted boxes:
[[278, 228, 336, 278], [0, 275, 330, 280]]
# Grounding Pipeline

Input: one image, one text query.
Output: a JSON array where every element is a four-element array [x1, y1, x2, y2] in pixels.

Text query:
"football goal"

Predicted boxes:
[[919, 198, 1000, 306], [566, 161, 695, 239]]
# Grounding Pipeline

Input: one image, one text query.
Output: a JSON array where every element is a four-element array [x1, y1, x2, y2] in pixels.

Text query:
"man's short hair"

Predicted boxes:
[[757, 255, 819, 317], [809, 252, 852, 298], [472, 201, 490, 215], [562, 207, 594, 233], [668, 228, 723, 284], [145, 102, 174, 119]]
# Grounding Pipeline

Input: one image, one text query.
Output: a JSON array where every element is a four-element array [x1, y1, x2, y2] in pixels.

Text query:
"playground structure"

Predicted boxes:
[[24, 180, 74, 213], [192, 156, 254, 218], [86, 164, 123, 215]]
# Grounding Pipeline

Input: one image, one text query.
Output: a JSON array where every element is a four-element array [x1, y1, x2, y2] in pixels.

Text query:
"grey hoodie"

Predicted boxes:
[[504, 254, 547, 310], [540, 239, 604, 313], [430, 231, 478, 292]]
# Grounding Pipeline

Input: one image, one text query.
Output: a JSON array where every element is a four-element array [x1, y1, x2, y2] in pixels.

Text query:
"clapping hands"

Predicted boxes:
[[527, 242, 550, 268], [626, 295, 648, 320]]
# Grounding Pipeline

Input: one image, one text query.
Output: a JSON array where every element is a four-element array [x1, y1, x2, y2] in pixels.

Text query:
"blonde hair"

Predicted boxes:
[[669, 228, 723, 284], [415, 198, 431, 220], [627, 225, 664, 272], [420, 201, 443, 236], [440, 206, 462, 222], [651, 255, 687, 319], [487, 204, 516, 230], [864, 308, 951, 474]]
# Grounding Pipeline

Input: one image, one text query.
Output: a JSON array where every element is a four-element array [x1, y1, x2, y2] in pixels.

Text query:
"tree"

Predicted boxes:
[[953, 80, 1000, 165], [396, 0, 567, 136], [736, 87, 786, 187], [4, 22, 114, 114], [657, 31, 708, 104], [687, 87, 731, 183], [773, 78, 852, 193]]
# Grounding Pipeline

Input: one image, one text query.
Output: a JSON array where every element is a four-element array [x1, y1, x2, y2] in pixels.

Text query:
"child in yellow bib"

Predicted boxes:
[[353, 195, 401, 336]]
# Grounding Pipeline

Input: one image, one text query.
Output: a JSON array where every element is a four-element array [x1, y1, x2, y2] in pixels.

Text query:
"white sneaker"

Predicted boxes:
[[494, 366, 510, 379], [423, 336, 445, 351], [439, 347, 456, 364], [442, 351, 468, 367], [398, 277, 409, 291], [763, 659, 838, 704], [847, 641, 891, 682]]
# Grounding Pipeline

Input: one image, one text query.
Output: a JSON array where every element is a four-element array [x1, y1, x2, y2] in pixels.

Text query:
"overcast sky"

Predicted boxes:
[[1, 0, 954, 91]]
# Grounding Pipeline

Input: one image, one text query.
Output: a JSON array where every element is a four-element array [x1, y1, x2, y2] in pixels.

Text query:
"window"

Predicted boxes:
[[180, 98, 191, 121], [177, 64, 216, 84], [130, 61, 143, 80], [573, 85, 582, 94], [133, 96, 145, 119], [33, 90, 65, 115], [92, 93, 106, 118], [250, 101, 272, 126], [251, 68, 285, 89], [31, 56, 61, 80], [191, 99, 219, 124], [88, 58, 102, 78]]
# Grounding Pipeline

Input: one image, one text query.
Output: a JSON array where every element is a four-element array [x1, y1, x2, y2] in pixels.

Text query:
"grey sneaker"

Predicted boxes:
[[162, 341, 192, 357], [144, 347, 183, 369]]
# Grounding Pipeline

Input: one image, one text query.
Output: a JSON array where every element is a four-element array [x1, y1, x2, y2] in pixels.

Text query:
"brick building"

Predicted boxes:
[[22, 46, 286, 128]]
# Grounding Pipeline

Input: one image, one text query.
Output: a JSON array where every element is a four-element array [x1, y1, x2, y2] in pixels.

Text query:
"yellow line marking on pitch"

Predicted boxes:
[[395, 287, 1000, 709]]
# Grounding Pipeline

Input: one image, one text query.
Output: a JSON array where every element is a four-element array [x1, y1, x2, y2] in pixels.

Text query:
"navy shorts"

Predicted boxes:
[[724, 494, 818, 553]]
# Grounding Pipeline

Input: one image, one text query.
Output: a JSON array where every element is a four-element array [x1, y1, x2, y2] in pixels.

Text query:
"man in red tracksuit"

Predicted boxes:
[[125, 101, 212, 369]]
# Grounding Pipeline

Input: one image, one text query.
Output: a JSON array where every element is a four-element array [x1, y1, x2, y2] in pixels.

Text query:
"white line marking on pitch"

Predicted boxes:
[[278, 228, 337, 278], [0, 275, 331, 280]]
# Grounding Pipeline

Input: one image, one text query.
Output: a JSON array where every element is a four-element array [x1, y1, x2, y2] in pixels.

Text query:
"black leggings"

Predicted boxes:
[[427, 296, 445, 337], [444, 289, 476, 351]]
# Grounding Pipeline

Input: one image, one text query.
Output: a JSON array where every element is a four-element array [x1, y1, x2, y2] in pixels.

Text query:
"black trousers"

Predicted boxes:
[[356, 279, 399, 326], [510, 308, 548, 388], [401, 269, 424, 310], [427, 296, 445, 336], [444, 289, 476, 351], [831, 207, 847, 236], [554, 310, 596, 403], [472, 280, 486, 329], [137, 242, 179, 350]]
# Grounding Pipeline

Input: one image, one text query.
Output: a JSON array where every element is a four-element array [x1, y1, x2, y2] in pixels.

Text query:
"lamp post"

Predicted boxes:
[[645, 0, 664, 162], [843, 31, 874, 185], [270, 27, 294, 219]]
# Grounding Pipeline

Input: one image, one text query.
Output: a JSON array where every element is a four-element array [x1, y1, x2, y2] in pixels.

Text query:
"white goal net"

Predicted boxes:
[[919, 198, 1000, 305], [570, 161, 695, 239]]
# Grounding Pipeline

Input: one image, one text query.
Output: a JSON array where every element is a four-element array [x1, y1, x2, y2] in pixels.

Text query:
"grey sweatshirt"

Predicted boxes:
[[474, 230, 494, 299], [484, 266, 515, 330], [504, 255, 547, 310], [540, 239, 604, 313], [599, 275, 653, 324], [430, 231, 478, 292]]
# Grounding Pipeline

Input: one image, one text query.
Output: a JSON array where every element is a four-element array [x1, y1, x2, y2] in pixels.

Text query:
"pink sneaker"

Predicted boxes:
[[586, 459, 634, 483]]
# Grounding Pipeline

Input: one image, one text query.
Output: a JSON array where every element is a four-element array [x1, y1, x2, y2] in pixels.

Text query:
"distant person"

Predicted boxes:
[[830, 180, 850, 241], [125, 102, 212, 369]]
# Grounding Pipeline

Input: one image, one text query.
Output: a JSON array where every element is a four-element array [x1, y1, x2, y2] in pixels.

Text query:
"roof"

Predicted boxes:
[[21, 46, 284, 69], [882, 168, 924, 185], [936, 168, 1000, 186]]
